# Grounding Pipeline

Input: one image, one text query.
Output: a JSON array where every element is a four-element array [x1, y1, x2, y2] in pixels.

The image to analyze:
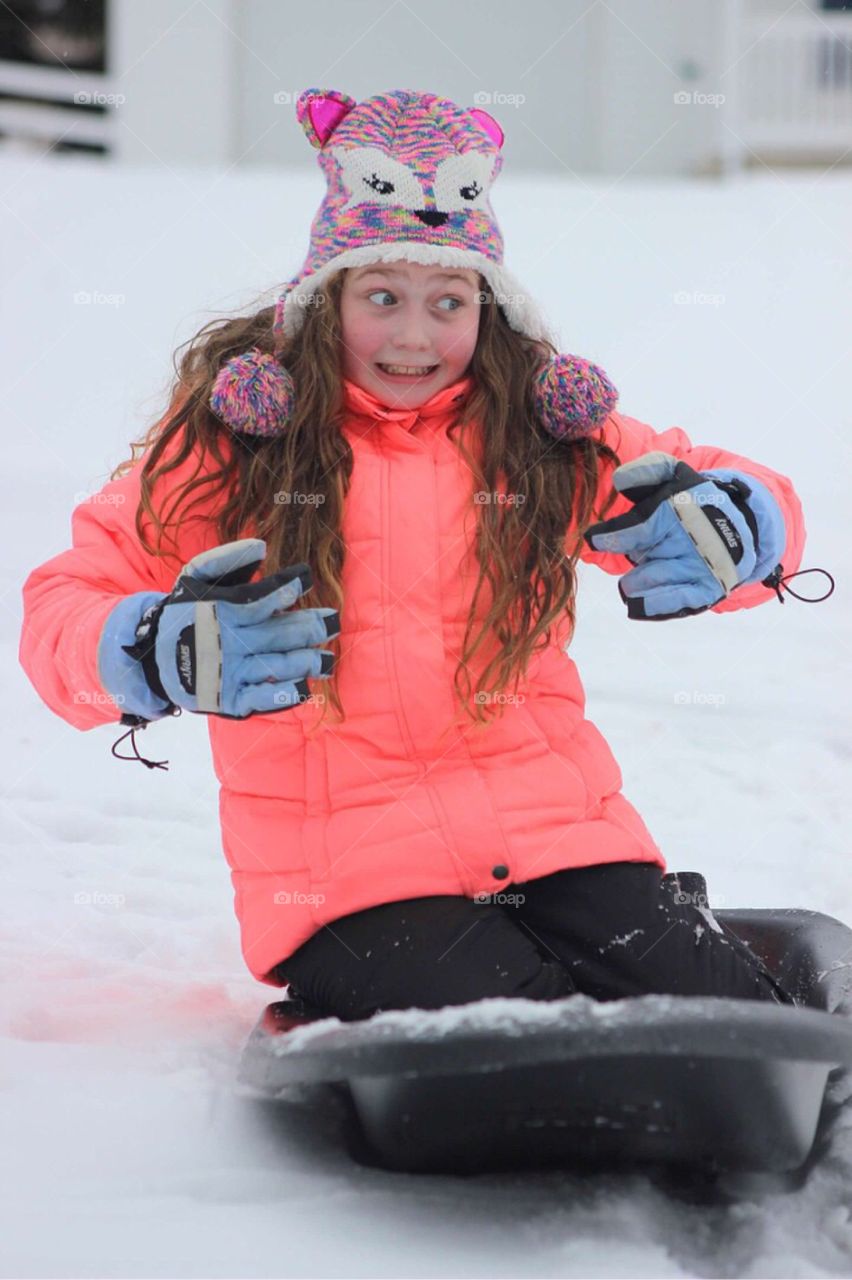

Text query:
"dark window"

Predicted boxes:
[[0, 1, 107, 73]]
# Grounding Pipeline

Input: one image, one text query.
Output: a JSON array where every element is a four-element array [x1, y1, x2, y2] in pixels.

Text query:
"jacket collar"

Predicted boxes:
[[342, 373, 475, 431]]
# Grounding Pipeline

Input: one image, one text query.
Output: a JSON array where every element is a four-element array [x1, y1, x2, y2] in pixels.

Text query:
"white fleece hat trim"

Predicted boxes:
[[278, 241, 559, 346]]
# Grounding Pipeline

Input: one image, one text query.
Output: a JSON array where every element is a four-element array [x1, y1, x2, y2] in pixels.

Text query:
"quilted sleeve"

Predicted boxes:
[[19, 425, 232, 730], [577, 409, 806, 613]]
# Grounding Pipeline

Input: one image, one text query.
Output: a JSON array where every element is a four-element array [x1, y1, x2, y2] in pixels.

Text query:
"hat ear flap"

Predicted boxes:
[[468, 106, 504, 149], [209, 349, 295, 438], [296, 88, 357, 149], [535, 354, 618, 441]]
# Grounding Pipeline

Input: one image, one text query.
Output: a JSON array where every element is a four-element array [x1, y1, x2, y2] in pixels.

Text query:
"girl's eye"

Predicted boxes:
[[364, 290, 464, 311], [364, 173, 394, 195]]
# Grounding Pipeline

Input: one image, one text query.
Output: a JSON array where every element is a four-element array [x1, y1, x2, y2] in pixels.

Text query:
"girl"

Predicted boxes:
[[20, 88, 825, 1023]]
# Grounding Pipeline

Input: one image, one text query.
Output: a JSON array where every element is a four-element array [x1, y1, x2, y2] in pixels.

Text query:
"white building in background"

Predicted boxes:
[[0, 0, 849, 178]]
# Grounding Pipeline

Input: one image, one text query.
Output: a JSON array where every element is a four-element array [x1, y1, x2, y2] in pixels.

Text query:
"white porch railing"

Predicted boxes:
[[732, 9, 852, 156]]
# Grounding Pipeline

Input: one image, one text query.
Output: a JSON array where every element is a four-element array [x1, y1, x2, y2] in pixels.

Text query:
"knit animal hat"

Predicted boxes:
[[273, 87, 550, 343], [210, 87, 618, 441]]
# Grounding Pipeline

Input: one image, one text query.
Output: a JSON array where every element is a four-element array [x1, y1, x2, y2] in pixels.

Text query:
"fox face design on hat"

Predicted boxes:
[[210, 87, 618, 441]]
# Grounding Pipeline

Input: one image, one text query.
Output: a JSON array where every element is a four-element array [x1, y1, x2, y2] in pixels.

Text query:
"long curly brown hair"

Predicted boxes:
[[111, 270, 623, 729]]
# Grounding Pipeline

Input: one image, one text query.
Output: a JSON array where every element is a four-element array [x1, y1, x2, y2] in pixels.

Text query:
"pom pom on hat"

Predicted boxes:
[[209, 348, 295, 437], [534, 353, 618, 442]]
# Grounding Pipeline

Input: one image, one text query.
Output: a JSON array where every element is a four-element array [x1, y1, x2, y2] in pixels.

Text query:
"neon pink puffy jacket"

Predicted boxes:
[[19, 374, 806, 985]]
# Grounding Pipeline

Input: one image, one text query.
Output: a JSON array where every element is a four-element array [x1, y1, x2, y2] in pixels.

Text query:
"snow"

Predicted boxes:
[[2, 149, 851, 1278]]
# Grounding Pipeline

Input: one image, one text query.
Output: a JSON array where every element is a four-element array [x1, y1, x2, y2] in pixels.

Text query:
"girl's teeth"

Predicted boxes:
[[379, 364, 436, 375]]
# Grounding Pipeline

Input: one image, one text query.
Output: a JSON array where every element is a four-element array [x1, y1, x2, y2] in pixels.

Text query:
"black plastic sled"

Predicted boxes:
[[237, 886, 852, 1176]]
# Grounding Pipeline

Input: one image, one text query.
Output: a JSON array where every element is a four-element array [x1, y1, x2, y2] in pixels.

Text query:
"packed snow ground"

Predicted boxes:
[[2, 149, 851, 1278]]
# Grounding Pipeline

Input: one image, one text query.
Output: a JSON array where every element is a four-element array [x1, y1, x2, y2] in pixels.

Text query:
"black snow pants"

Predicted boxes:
[[272, 862, 793, 1022]]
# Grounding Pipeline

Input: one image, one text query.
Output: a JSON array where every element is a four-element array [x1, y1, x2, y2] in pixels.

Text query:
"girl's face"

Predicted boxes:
[[339, 262, 482, 406]]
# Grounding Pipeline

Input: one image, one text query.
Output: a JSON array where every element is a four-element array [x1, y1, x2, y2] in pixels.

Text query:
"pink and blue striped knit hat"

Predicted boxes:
[[210, 88, 617, 440]]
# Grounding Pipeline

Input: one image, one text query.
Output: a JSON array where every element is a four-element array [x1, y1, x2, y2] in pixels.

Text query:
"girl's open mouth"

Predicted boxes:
[[376, 363, 439, 381]]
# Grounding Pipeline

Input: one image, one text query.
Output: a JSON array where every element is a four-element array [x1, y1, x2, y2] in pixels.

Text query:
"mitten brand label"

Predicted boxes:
[[176, 626, 196, 694], [710, 513, 740, 552]]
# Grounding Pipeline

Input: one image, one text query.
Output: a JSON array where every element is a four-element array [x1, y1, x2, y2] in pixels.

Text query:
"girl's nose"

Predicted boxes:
[[391, 321, 432, 351]]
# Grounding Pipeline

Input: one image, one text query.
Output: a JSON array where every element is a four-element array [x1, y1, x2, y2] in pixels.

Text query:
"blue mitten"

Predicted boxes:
[[583, 452, 786, 620], [98, 538, 340, 719]]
